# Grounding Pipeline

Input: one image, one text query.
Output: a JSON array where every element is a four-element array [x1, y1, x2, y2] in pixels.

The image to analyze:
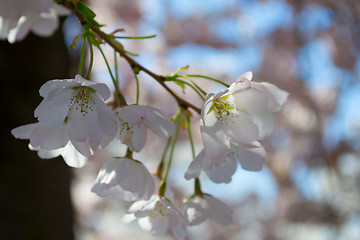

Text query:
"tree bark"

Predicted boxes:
[[0, 21, 75, 240]]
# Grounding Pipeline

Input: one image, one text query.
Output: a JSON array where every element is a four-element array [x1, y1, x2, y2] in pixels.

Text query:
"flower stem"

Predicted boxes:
[[187, 114, 195, 159], [114, 49, 119, 82], [84, 41, 94, 79], [173, 79, 206, 101], [134, 71, 140, 104], [186, 115, 203, 196], [97, 44, 126, 106], [186, 74, 229, 87], [159, 109, 183, 196], [78, 36, 87, 75], [194, 178, 202, 196], [155, 136, 172, 179]]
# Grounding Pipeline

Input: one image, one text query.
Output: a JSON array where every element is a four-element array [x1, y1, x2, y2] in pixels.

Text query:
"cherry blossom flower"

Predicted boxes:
[[11, 123, 87, 167], [0, 0, 69, 43], [12, 75, 117, 158], [181, 194, 233, 226], [115, 105, 175, 152], [127, 195, 188, 240], [91, 157, 155, 201], [186, 72, 287, 182]]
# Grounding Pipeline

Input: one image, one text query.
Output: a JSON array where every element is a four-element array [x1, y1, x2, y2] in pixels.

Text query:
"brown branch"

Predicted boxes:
[[63, 1, 201, 114]]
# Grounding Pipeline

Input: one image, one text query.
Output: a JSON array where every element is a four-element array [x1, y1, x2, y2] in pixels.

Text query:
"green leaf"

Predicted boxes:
[[174, 80, 186, 93], [76, 2, 104, 28]]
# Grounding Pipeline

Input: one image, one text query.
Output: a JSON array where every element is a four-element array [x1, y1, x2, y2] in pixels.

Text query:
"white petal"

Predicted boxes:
[[52, 4, 71, 16], [129, 124, 146, 152], [35, 88, 73, 126], [7, 16, 30, 43], [138, 214, 168, 236], [11, 123, 38, 139], [206, 153, 237, 183], [93, 95, 117, 137], [30, 11, 58, 37], [252, 109, 275, 139], [227, 78, 251, 94], [204, 194, 233, 226], [30, 124, 68, 150], [145, 107, 175, 138], [201, 94, 217, 126], [36, 147, 63, 159], [168, 214, 187, 240], [234, 143, 265, 172], [219, 110, 259, 144], [231, 88, 268, 115], [39, 79, 78, 98], [119, 159, 155, 200], [61, 142, 87, 168], [91, 158, 130, 196], [184, 152, 203, 180], [200, 122, 228, 157], [252, 82, 288, 112], [116, 105, 142, 123], [237, 71, 253, 81], [70, 139, 92, 158], [129, 195, 160, 217], [67, 101, 103, 149], [181, 197, 208, 226]]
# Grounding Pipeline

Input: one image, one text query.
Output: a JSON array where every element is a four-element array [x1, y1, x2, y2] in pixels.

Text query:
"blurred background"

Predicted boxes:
[[1, 0, 360, 239]]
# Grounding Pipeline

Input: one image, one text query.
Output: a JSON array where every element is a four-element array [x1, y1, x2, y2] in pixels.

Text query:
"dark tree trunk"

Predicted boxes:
[[0, 21, 75, 240]]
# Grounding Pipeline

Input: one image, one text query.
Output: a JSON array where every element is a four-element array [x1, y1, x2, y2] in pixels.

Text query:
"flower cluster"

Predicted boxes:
[[11, 71, 287, 239]]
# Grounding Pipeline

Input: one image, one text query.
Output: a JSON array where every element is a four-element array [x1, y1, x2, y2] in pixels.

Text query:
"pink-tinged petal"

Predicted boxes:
[[34, 88, 74, 126], [147, 108, 175, 138], [234, 142, 266, 172], [219, 110, 259, 144], [204, 194, 233, 226], [252, 109, 275, 139], [70, 139, 92, 158], [61, 142, 87, 168], [11, 123, 38, 139], [93, 96, 117, 137], [206, 153, 237, 183], [30, 124, 68, 150], [91, 158, 130, 197], [184, 151, 203, 180], [231, 88, 268, 115], [252, 82, 288, 112], [129, 124, 146, 152]]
